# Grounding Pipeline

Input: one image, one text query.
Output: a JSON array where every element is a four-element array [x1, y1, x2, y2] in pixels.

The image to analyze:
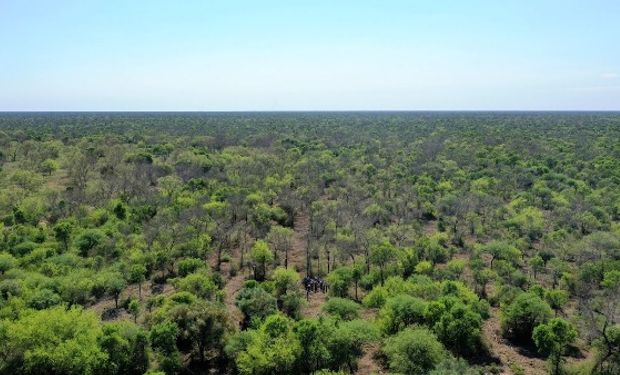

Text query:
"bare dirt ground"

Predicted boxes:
[[356, 308, 382, 375], [290, 211, 310, 274], [423, 220, 438, 236], [222, 271, 246, 328], [291, 211, 331, 319], [301, 290, 328, 318], [357, 342, 385, 375]]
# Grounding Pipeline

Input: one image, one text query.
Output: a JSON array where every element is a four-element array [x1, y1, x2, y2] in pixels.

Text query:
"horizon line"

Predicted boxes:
[[1, 109, 619, 113]]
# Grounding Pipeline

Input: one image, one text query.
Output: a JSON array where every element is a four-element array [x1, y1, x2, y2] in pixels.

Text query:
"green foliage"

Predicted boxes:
[[128, 299, 140, 322], [326, 319, 380, 372], [236, 283, 278, 327], [322, 297, 361, 321], [378, 294, 427, 334], [177, 257, 205, 277], [508, 206, 545, 240], [173, 271, 217, 299], [533, 318, 577, 375], [153, 299, 232, 365], [39, 159, 59, 175], [104, 273, 127, 308], [501, 292, 553, 343], [383, 327, 446, 375], [544, 289, 569, 313], [99, 321, 149, 375], [327, 266, 354, 298], [272, 267, 300, 298], [235, 314, 301, 375], [26, 288, 63, 309], [112, 201, 127, 220], [429, 357, 481, 375], [74, 229, 105, 257], [432, 301, 484, 357], [415, 260, 434, 275], [0, 252, 16, 274], [250, 240, 274, 281], [1, 306, 106, 375], [362, 285, 388, 308], [150, 321, 179, 354], [478, 241, 521, 267], [294, 319, 332, 372], [370, 241, 398, 284], [2, 113, 620, 374]]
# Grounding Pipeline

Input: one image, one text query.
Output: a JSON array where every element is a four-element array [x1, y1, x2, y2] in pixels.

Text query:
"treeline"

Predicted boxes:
[[0, 112, 619, 374]]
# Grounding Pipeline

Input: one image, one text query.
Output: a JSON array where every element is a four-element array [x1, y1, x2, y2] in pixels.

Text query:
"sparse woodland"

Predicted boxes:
[[0, 112, 619, 375]]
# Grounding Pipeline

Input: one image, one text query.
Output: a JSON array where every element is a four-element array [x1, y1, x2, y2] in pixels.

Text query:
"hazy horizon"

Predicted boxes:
[[1, 1, 619, 111]]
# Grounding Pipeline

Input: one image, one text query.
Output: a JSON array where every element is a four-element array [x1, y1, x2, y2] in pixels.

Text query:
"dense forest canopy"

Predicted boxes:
[[0, 112, 619, 375]]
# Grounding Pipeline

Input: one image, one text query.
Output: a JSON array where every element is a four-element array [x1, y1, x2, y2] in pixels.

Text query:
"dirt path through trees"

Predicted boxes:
[[222, 271, 245, 327], [290, 211, 310, 274]]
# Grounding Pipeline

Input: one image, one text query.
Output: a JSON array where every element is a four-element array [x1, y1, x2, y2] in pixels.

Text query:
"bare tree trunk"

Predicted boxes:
[[285, 246, 289, 269]]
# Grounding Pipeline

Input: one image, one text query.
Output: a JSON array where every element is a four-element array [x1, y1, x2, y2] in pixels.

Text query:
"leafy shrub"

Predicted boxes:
[[323, 297, 361, 321], [501, 292, 552, 343], [383, 327, 446, 375], [378, 295, 427, 334]]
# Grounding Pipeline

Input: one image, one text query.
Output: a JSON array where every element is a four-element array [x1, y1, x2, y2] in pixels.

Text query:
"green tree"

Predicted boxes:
[[327, 266, 353, 298], [544, 289, 569, 316], [250, 240, 274, 282], [75, 229, 105, 257], [533, 318, 577, 375], [173, 271, 217, 300], [501, 292, 553, 343], [432, 302, 483, 357], [327, 319, 379, 372], [267, 225, 294, 268], [99, 321, 149, 375], [530, 255, 545, 280], [149, 322, 182, 374], [478, 241, 521, 268], [105, 274, 127, 308], [378, 295, 427, 334], [236, 283, 278, 328], [177, 257, 205, 277], [236, 314, 302, 375], [272, 267, 303, 318], [128, 263, 147, 299], [0, 252, 16, 275], [39, 158, 59, 175], [27, 288, 63, 309], [294, 319, 331, 373], [53, 219, 74, 251], [164, 299, 232, 365], [113, 201, 127, 220], [128, 299, 141, 323], [370, 241, 397, 285], [383, 327, 446, 375], [415, 260, 434, 275], [322, 297, 361, 321], [0, 306, 106, 374]]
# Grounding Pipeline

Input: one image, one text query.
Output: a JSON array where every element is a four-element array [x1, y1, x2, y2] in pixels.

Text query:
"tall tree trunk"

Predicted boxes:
[[327, 248, 331, 273], [285, 247, 289, 269]]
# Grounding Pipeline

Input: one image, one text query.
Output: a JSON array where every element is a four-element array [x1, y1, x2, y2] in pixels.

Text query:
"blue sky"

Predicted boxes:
[[0, 1, 619, 111]]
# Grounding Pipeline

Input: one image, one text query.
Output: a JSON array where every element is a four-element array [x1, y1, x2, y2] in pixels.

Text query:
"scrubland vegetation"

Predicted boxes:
[[0, 112, 619, 374]]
